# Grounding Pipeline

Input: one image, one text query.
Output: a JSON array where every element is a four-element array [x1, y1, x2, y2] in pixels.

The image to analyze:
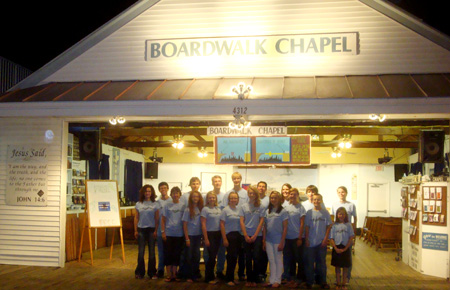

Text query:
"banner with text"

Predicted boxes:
[[207, 126, 287, 136], [6, 144, 48, 206], [146, 33, 358, 61]]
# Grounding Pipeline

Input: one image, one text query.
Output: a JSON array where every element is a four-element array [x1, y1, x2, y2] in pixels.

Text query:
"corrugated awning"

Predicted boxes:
[[1, 74, 450, 102]]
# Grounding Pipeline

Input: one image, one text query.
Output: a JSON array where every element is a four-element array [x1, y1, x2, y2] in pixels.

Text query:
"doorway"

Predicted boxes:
[[367, 183, 390, 217]]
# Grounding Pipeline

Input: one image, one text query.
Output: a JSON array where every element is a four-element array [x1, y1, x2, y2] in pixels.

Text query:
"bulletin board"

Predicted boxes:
[[86, 180, 121, 228], [422, 185, 447, 227]]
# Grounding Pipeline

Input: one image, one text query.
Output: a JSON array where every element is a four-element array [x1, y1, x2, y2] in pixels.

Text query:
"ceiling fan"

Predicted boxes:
[[180, 146, 214, 158]]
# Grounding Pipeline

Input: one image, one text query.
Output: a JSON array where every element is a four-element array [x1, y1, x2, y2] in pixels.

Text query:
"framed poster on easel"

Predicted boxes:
[[78, 180, 125, 265]]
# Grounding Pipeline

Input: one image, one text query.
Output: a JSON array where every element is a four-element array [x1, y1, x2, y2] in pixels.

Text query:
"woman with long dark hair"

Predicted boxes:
[[263, 191, 288, 288], [134, 184, 160, 279], [182, 191, 204, 282]]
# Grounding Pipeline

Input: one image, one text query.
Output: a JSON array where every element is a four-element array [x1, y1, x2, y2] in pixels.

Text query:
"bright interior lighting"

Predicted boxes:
[[117, 117, 126, 124]]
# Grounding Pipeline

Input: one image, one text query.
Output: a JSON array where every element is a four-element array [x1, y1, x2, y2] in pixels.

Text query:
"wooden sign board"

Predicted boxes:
[[79, 180, 125, 265], [86, 180, 121, 228]]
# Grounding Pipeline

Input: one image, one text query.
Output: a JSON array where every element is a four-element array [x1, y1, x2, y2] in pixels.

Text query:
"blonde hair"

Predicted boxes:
[[231, 172, 242, 179], [205, 191, 218, 207], [247, 185, 261, 207], [268, 191, 283, 213]]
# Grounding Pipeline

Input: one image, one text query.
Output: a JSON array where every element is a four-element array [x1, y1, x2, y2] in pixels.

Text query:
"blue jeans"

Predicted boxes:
[[157, 235, 164, 272], [135, 227, 156, 277], [183, 235, 202, 280], [305, 244, 327, 286]]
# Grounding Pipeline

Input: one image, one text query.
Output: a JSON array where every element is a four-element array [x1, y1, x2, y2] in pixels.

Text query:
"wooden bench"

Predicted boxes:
[[375, 222, 402, 251]]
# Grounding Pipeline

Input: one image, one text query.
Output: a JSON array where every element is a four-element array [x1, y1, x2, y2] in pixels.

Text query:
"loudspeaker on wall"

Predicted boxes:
[[79, 131, 102, 161], [394, 164, 409, 181], [145, 163, 158, 179], [419, 130, 445, 163]]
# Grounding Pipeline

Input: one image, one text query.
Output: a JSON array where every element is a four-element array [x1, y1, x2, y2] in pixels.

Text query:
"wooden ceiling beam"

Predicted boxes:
[[312, 141, 417, 148], [112, 140, 417, 148], [102, 126, 445, 138]]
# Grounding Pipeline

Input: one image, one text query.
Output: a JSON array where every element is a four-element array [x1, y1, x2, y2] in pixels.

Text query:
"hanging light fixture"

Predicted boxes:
[[172, 135, 184, 149], [197, 147, 208, 158], [338, 134, 352, 149], [331, 147, 342, 158], [228, 114, 251, 131]]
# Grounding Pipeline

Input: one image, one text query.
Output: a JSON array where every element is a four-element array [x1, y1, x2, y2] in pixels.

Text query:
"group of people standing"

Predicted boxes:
[[134, 172, 357, 290]]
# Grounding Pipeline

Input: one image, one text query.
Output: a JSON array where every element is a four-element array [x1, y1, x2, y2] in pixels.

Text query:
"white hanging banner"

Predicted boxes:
[[207, 126, 287, 136], [6, 144, 48, 206]]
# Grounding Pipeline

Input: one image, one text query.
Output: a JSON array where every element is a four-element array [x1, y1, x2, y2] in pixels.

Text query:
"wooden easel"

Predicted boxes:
[[78, 180, 125, 265]]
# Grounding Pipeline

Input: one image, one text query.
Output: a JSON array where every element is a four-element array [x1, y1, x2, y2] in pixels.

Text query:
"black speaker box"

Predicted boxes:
[[419, 130, 445, 163], [79, 131, 101, 161], [394, 164, 409, 181], [145, 163, 158, 179]]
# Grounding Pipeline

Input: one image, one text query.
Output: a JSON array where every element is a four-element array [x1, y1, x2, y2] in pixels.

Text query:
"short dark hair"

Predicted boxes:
[[158, 182, 169, 190], [170, 186, 182, 197], [257, 181, 267, 188]]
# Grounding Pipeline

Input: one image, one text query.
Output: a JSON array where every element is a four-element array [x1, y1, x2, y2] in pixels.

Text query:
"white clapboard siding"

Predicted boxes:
[[0, 118, 65, 267], [43, 0, 450, 84]]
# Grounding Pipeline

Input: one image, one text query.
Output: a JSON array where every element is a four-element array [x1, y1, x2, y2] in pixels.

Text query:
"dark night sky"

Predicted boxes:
[[0, 0, 448, 72]]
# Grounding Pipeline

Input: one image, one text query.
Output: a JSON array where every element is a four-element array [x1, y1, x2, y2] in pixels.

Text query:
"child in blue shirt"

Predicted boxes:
[[330, 207, 354, 290]]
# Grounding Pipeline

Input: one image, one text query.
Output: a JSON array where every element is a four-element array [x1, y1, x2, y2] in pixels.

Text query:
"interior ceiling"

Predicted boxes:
[[70, 118, 450, 151]]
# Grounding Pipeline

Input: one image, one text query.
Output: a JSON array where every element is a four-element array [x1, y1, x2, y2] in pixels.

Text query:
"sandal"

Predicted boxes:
[[227, 281, 236, 286], [209, 279, 219, 285], [164, 277, 174, 282]]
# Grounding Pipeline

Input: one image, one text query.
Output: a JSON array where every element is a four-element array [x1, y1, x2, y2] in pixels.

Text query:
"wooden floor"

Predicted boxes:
[[1, 240, 449, 290]]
